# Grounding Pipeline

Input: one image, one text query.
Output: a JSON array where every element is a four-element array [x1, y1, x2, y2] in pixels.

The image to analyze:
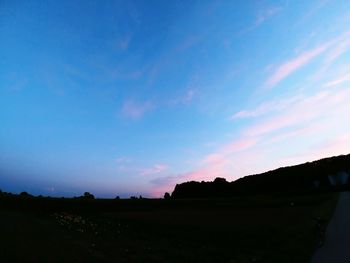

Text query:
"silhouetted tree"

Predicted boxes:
[[83, 192, 95, 199], [164, 192, 171, 199], [214, 177, 227, 183], [115, 196, 120, 199], [20, 191, 33, 197]]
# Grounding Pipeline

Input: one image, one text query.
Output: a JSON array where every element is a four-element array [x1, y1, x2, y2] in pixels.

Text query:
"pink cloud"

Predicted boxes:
[[291, 30, 350, 85], [263, 124, 323, 145], [150, 165, 228, 197], [121, 100, 153, 119], [324, 73, 350, 88], [150, 141, 257, 196], [149, 176, 179, 197], [265, 43, 329, 88], [277, 133, 350, 168], [200, 137, 258, 178], [221, 138, 258, 155], [203, 153, 223, 164], [150, 146, 240, 196], [312, 133, 350, 158], [244, 91, 331, 137], [157, 137, 259, 193]]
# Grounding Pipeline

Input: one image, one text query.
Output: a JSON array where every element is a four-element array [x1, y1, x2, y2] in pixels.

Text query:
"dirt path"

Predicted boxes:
[[311, 192, 350, 263]]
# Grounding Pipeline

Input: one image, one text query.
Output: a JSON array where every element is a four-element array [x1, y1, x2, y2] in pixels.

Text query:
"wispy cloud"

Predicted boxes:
[[324, 38, 350, 64], [140, 164, 168, 176], [109, 68, 143, 80], [231, 95, 301, 119], [175, 35, 201, 52], [121, 99, 154, 119], [150, 136, 258, 196], [295, 0, 331, 26], [324, 73, 350, 88], [117, 35, 131, 50], [312, 133, 350, 158], [170, 88, 197, 105], [255, 6, 282, 26], [265, 30, 350, 89], [116, 156, 132, 163], [8, 79, 27, 92], [243, 90, 338, 137], [150, 175, 181, 189], [276, 133, 350, 168], [265, 43, 329, 89], [149, 174, 186, 197], [240, 5, 282, 34], [221, 138, 257, 155]]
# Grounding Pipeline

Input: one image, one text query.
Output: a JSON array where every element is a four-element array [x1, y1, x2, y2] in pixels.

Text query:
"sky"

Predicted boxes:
[[1, 0, 350, 198]]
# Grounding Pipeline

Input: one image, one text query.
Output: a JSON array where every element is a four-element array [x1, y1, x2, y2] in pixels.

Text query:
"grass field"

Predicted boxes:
[[0, 192, 339, 263]]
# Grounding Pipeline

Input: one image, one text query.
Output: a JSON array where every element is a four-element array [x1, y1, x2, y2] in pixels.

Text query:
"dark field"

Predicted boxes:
[[0, 193, 338, 263]]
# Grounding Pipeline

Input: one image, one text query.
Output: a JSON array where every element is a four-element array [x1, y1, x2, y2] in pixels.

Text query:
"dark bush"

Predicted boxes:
[[83, 192, 95, 199], [20, 191, 33, 197], [164, 192, 171, 199]]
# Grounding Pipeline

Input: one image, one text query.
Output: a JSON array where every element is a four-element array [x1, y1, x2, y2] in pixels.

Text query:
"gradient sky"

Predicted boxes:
[[1, 0, 350, 198]]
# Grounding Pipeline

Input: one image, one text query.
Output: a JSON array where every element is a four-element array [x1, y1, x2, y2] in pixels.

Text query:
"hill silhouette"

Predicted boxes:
[[171, 154, 350, 198]]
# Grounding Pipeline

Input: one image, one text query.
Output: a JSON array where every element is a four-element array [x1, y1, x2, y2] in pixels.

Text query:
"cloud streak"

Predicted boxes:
[[265, 30, 350, 89], [121, 99, 153, 119], [255, 6, 282, 26], [240, 5, 282, 34], [324, 73, 350, 88], [324, 38, 350, 64], [140, 164, 168, 176], [116, 156, 132, 163], [231, 95, 301, 119], [170, 88, 197, 105], [265, 44, 329, 89]]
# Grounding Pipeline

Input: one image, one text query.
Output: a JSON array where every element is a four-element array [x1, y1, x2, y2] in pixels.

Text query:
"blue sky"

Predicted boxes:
[[1, 0, 350, 197]]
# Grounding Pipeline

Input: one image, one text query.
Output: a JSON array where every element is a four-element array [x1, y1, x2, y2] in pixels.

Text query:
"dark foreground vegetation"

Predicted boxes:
[[0, 191, 338, 263], [1, 154, 348, 262], [172, 154, 350, 198]]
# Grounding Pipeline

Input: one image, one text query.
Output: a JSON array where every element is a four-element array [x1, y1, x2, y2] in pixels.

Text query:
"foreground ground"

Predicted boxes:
[[312, 192, 350, 263], [0, 192, 338, 263]]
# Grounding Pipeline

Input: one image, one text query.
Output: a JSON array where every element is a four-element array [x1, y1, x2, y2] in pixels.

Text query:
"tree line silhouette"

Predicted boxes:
[[171, 154, 350, 198]]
